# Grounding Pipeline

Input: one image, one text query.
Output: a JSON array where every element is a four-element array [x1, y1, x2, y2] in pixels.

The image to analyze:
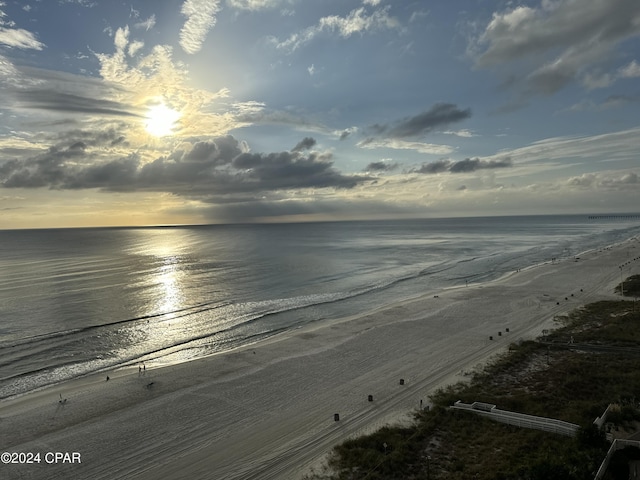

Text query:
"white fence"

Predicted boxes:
[[452, 401, 640, 479], [451, 401, 580, 437]]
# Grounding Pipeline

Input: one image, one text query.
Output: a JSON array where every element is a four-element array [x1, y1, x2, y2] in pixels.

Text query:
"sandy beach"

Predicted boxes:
[[0, 237, 637, 480]]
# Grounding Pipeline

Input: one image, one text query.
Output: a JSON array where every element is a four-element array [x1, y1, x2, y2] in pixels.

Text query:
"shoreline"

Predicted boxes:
[[0, 235, 637, 479], [0, 233, 624, 403]]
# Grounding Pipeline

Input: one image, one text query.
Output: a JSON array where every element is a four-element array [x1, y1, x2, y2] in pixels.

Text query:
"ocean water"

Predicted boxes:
[[1, 215, 639, 399]]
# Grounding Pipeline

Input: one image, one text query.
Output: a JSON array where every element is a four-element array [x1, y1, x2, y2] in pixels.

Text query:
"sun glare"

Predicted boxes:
[[144, 103, 181, 137]]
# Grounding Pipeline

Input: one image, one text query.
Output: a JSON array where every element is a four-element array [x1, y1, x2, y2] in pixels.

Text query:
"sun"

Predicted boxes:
[[144, 103, 181, 137]]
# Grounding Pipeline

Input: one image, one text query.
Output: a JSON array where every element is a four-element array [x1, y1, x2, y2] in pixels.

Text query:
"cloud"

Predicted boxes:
[[0, 53, 20, 83], [179, 0, 221, 54], [10, 89, 140, 117], [619, 60, 640, 78], [233, 105, 336, 136], [291, 137, 316, 152], [271, 4, 399, 52], [356, 104, 470, 154], [357, 137, 455, 155], [338, 126, 358, 140], [475, 1, 639, 68], [599, 94, 640, 109], [479, 127, 640, 168], [582, 70, 614, 90], [59, 0, 97, 6], [231, 150, 363, 191], [582, 58, 640, 90], [563, 94, 640, 112], [409, 9, 429, 23], [411, 157, 512, 175], [449, 157, 512, 173], [47, 127, 130, 148], [226, 0, 288, 10], [1, 142, 91, 188], [128, 40, 144, 57], [566, 171, 638, 190], [413, 160, 451, 174], [367, 103, 472, 139], [442, 129, 477, 138], [196, 194, 425, 224], [0, 135, 370, 196], [114, 25, 129, 52], [0, 27, 45, 50], [93, 32, 234, 137], [134, 15, 156, 31], [319, 5, 398, 37], [364, 160, 399, 172], [582, 59, 640, 90], [471, 0, 640, 97], [0, 60, 142, 125]]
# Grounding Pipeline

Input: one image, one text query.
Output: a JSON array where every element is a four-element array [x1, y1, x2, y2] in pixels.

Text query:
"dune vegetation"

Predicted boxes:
[[309, 279, 640, 479]]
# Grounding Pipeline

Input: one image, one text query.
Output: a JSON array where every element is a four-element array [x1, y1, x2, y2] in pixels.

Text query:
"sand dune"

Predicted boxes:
[[0, 237, 637, 479]]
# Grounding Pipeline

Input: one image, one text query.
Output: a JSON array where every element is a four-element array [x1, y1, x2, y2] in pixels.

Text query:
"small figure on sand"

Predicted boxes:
[[143, 363, 146, 375], [106, 375, 110, 382], [139, 365, 142, 375]]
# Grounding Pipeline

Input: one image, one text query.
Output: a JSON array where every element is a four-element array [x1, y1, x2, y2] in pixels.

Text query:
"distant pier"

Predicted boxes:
[[588, 215, 640, 220]]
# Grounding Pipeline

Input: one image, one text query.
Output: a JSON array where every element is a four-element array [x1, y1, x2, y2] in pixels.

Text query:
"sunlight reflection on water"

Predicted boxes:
[[2, 217, 639, 398]]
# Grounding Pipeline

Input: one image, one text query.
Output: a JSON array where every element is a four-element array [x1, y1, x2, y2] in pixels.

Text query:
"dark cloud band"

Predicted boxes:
[[413, 157, 512, 174], [0, 135, 370, 195], [367, 103, 472, 139]]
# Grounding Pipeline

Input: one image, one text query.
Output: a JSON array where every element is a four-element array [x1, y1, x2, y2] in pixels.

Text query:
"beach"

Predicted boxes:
[[0, 237, 636, 480]]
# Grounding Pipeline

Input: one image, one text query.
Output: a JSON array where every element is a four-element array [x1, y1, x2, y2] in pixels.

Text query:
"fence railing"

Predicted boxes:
[[451, 401, 580, 437], [452, 401, 640, 479], [594, 439, 640, 480]]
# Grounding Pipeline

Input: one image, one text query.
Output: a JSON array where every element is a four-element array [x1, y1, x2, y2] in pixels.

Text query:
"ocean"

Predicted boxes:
[[1, 215, 639, 399]]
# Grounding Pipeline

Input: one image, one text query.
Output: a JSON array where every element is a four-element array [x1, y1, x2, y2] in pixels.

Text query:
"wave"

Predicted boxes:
[[3, 219, 639, 399], [1, 270, 434, 399], [0, 300, 231, 350], [0, 248, 574, 394]]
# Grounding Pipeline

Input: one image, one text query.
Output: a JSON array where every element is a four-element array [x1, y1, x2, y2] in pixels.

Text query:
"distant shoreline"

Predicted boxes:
[[2, 211, 640, 232]]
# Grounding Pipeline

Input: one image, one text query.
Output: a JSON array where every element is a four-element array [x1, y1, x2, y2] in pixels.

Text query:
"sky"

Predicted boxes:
[[0, 0, 639, 228]]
